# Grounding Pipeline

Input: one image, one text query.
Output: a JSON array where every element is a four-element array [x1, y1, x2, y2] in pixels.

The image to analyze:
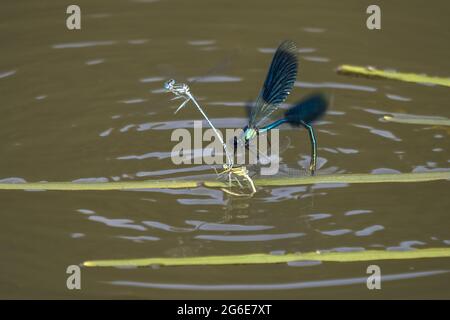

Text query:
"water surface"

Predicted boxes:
[[1, 0, 449, 299]]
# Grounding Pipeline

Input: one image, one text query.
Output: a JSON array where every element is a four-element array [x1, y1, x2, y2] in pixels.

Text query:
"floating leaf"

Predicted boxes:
[[337, 65, 450, 87], [83, 248, 450, 267], [0, 171, 448, 191], [204, 171, 450, 188], [0, 180, 199, 190]]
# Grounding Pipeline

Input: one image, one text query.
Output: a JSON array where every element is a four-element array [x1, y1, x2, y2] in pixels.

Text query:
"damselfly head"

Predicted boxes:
[[233, 126, 254, 151], [163, 79, 175, 91], [244, 127, 257, 142]]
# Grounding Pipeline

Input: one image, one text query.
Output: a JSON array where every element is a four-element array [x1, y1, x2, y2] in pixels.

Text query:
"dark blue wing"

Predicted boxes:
[[249, 40, 298, 127], [284, 93, 327, 125]]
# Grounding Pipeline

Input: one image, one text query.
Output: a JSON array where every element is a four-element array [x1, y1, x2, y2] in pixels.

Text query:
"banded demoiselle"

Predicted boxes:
[[235, 40, 327, 174]]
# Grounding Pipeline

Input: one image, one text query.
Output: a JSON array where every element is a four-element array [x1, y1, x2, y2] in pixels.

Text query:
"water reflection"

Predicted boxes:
[[118, 235, 159, 242], [52, 40, 117, 49], [344, 209, 372, 216], [295, 81, 377, 92], [301, 56, 330, 63], [108, 270, 449, 291], [0, 70, 16, 79], [353, 124, 402, 142], [355, 225, 384, 236], [385, 93, 412, 102], [185, 220, 273, 231], [387, 241, 427, 251], [85, 59, 105, 66], [320, 229, 352, 236], [88, 215, 147, 231], [187, 40, 216, 46], [186, 76, 242, 83], [195, 232, 305, 242]]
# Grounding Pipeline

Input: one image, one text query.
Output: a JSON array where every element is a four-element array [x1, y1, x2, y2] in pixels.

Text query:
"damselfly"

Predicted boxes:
[[163, 40, 327, 195], [234, 40, 327, 174], [163, 79, 253, 193]]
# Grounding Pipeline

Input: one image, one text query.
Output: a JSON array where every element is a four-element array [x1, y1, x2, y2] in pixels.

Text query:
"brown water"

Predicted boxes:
[[1, 0, 449, 299]]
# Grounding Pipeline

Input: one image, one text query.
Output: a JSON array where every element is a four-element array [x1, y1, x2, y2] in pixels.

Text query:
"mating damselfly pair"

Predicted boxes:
[[164, 40, 327, 195]]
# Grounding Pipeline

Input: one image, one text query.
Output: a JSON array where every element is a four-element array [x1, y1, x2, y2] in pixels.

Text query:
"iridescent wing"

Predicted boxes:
[[284, 93, 328, 126], [249, 40, 298, 128]]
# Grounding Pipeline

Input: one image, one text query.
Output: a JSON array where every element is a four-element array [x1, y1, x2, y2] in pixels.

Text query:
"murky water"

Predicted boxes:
[[1, 0, 449, 299]]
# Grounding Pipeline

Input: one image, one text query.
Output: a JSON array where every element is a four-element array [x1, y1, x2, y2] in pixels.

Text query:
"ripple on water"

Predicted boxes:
[[85, 59, 105, 65], [195, 233, 305, 242], [119, 98, 147, 104], [140, 76, 166, 83], [287, 260, 323, 267], [385, 93, 412, 102], [412, 166, 450, 173], [187, 40, 216, 46], [344, 209, 372, 216], [108, 270, 448, 291], [298, 156, 328, 172], [354, 225, 384, 236], [76, 209, 96, 215], [130, 186, 226, 206], [295, 81, 377, 92], [127, 39, 149, 45], [336, 148, 358, 154], [185, 220, 274, 232], [387, 241, 426, 251], [88, 215, 147, 231], [308, 213, 332, 221], [118, 124, 136, 132], [301, 56, 330, 63], [265, 186, 308, 202], [134, 118, 247, 131], [118, 235, 159, 243], [353, 124, 402, 142], [99, 128, 113, 137], [143, 220, 193, 233], [320, 229, 353, 236], [302, 27, 326, 33], [371, 168, 401, 174], [117, 151, 172, 160], [0, 70, 16, 79], [186, 76, 242, 83], [0, 177, 26, 183], [207, 101, 248, 107], [52, 40, 117, 49], [70, 233, 85, 239]]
